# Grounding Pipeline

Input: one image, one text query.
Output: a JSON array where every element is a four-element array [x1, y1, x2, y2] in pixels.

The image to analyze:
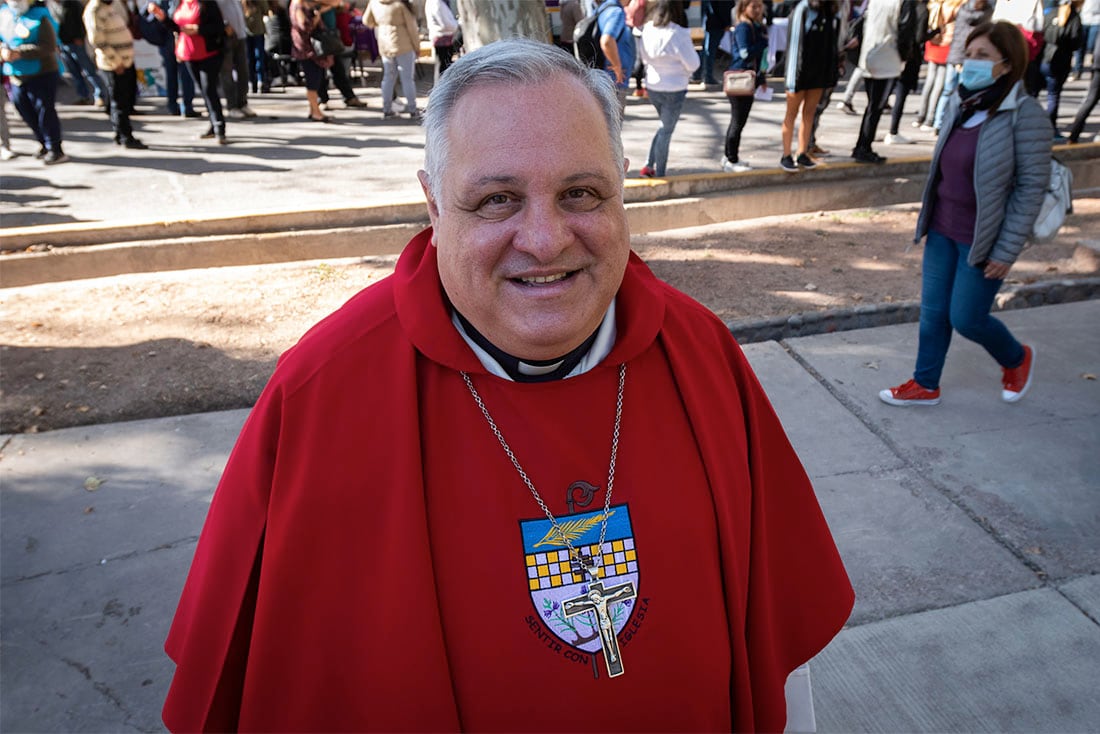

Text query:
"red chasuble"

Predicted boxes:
[[162, 229, 854, 732]]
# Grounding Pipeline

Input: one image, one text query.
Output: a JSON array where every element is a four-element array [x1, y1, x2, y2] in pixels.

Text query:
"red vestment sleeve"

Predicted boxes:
[[161, 269, 464, 731], [657, 285, 855, 733], [162, 383, 282, 731]]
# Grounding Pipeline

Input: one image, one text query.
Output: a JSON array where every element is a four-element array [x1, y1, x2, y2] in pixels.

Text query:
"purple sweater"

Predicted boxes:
[[931, 123, 982, 245]]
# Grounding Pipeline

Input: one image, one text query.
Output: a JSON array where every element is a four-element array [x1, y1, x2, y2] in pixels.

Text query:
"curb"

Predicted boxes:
[[729, 277, 1100, 344]]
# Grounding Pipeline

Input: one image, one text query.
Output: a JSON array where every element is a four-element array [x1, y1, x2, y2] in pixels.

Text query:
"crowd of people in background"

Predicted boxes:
[[0, 0, 443, 158], [1, 0, 1097, 167], [580, 0, 1095, 175]]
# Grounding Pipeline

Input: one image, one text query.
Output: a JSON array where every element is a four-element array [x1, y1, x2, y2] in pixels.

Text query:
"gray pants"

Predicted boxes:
[[1, 82, 10, 149], [381, 50, 417, 114], [220, 35, 250, 110]]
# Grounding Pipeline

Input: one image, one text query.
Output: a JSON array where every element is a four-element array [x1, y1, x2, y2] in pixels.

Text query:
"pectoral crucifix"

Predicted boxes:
[[562, 566, 637, 678]]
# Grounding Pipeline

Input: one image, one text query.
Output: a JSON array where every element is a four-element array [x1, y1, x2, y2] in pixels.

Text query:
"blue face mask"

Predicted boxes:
[[960, 58, 1001, 90]]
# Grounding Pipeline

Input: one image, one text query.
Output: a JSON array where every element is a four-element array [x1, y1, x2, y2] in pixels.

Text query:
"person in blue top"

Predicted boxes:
[[597, 0, 636, 107], [722, 0, 768, 171], [0, 0, 67, 163]]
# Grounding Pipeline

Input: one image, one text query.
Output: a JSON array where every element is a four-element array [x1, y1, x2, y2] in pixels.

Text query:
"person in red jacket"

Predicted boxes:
[[161, 38, 854, 733], [148, 0, 230, 143]]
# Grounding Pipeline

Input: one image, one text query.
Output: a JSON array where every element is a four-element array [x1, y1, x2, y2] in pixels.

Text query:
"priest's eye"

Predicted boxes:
[[561, 187, 601, 212], [476, 193, 521, 218]]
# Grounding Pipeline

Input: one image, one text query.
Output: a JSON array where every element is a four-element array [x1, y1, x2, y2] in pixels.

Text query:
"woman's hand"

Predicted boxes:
[[147, 3, 165, 20], [182, 22, 199, 35], [983, 260, 1012, 280]]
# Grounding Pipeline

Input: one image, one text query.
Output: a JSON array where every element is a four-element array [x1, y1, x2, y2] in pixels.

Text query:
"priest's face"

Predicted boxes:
[[419, 74, 631, 362]]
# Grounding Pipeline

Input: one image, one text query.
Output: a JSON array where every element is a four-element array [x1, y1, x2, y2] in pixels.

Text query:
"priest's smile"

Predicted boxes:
[[515, 271, 578, 286]]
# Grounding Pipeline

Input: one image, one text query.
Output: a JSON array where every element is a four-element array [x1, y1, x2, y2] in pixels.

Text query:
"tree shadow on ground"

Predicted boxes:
[[1, 339, 274, 434]]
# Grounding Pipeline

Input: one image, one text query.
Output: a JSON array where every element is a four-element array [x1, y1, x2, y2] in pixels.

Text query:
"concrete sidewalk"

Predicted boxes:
[[2, 300, 1098, 732]]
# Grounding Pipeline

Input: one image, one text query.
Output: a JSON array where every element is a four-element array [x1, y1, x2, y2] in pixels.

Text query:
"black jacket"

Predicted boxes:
[[49, 0, 86, 44]]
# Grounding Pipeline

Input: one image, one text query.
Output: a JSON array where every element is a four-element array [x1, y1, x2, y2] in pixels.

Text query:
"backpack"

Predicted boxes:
[[574, 2, 619, 69], [1009, 104, 1073, 242], [1031, 158, 1073, 242]]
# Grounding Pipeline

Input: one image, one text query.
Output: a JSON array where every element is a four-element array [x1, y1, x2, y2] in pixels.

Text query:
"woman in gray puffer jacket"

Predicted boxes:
[[881, 20, 1051, 408]]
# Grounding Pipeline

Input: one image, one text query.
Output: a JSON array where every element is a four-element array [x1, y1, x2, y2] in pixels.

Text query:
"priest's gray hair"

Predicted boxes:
[[420, 37, 624, 203]]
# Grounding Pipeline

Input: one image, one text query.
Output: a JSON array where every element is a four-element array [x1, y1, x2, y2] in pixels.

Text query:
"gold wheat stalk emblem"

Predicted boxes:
[[533, 510, 616, 549]]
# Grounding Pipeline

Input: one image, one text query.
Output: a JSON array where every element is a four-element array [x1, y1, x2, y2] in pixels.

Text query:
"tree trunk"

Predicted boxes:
[[455, 0, 552, 52]]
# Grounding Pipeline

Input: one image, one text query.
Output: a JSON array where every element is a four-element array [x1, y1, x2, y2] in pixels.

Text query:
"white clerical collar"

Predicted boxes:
[[451, 299, 618, 381]]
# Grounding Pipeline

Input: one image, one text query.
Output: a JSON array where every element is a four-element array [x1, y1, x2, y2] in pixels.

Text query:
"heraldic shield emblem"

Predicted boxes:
[[519, 503, 639, 676]]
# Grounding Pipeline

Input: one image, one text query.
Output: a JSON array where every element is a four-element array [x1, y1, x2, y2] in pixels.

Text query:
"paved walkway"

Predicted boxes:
[[1, 68, 1099, 732]]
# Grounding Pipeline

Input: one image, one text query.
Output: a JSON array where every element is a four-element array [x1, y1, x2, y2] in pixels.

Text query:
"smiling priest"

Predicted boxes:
[[161, 37, 855, 733]]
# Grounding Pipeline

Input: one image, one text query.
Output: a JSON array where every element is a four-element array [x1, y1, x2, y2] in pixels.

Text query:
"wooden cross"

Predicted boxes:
[[562, 571, 637, 678]]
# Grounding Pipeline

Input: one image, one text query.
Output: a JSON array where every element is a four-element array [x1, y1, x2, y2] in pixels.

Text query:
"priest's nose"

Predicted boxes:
[[511, 199, 575, 262]]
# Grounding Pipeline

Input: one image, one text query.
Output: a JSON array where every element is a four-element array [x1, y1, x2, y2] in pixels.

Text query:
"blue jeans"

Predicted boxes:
[[645, 89, 686, 176], [1041, 61, 1069, 128], [697, 27, 722, 84], [1074, 24, 1098, 76], [158, 44, 196, 114], [917, 62, 946, 126], [10, 72, 63, 152], [914, 230, 1024, 389], [932, 62, 960, 131], [381, 50, 417, 113], [246, 34, 267, 91], [57, 41, 106, 101]]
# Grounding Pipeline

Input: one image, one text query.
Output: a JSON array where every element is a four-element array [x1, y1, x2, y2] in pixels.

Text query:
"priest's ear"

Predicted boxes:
[[417, 170, 441, 242]]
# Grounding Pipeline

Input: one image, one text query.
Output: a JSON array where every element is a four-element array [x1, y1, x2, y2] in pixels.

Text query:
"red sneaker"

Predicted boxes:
[[879, 379, 941, 406], [639, 165, 656, 178], [1002, 345, 1035, 403]]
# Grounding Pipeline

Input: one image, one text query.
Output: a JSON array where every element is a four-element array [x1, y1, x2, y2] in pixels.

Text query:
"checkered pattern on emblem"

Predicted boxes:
[[525, 539, 637, 590]]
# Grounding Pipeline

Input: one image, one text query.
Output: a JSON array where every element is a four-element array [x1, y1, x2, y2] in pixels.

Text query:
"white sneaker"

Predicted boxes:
[[919, 123, 936, 133], [240, 105, 257, 118], [884, 132, 912, 145], [0, 146, 15, 160], [227, 108, 247, 120], [721, 157, 753, 172]]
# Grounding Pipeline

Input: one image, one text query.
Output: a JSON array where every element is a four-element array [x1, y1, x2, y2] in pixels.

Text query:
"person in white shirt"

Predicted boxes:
[[424, 0, 458, 73], [636, 0, 699, 176]]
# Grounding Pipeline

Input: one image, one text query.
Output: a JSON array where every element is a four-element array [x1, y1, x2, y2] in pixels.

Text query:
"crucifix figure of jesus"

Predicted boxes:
[[562, 572, 637, 678]]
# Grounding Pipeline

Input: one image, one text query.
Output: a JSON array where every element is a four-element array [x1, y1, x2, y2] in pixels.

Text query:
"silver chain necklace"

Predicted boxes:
[[460, 363, 626, 583]]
